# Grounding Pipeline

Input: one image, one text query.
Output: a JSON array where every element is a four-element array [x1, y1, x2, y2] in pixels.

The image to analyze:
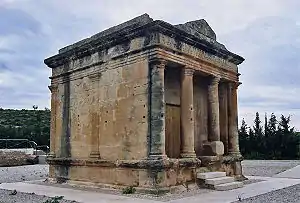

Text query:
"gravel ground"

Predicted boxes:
[[0, 189, 78, 203], [0, 165, 48, 183], [235, 184, 300, 203], [242, 160, 300, 177], [0, 165, 78, 203]]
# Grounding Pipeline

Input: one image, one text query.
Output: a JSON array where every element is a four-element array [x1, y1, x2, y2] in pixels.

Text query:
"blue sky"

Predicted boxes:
[[0, 0, 299, 130]]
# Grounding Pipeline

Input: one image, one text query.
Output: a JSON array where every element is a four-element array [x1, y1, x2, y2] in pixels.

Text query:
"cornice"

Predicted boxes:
[[44, 16, 244, 69]]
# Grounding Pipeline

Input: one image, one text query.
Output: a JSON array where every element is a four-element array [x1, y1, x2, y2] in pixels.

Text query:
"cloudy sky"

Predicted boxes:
[[0, 0, 299, 130]]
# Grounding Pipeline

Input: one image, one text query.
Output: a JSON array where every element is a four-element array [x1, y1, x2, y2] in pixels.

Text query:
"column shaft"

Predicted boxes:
[[203, 76, 224, 156], [180, 68, 196, 158], [149, 60, 166, 159], [208, 76, 221, 141], [228, 82, 241, 154], [219, 83, 229, 154]]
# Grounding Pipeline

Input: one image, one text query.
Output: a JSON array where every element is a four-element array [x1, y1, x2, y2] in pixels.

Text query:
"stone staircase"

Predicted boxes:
[[197, 172, 243, 191]]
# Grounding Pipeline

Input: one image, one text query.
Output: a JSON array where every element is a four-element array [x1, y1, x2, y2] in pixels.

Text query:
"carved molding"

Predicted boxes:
[[228, 81, 241, 90], [88, 72, 102, 82], [47, 157, 201, 169], [48, 85, 58, 93]]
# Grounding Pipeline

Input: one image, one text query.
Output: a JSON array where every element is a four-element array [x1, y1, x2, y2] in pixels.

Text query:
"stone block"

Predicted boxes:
[[197, 172, 226, 179], [203, 141, 224, 156], [205, 176, 234, 185], [214, 181, 243, 191]]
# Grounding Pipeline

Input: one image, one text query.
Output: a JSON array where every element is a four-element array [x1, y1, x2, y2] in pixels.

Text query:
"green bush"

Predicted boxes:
[[122, 186, 136, 194]]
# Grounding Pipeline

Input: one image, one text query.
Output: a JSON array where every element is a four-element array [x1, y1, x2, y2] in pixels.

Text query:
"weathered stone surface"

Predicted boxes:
[[175, 19, 217, 40], [180, 67, 196, 158], [208, 76, 221, 142], [203, 141, 224, 156]]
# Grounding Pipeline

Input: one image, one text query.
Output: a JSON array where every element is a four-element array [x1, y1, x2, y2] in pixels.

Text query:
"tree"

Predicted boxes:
[[277, 115, 299, 159], [238, 113, 299, 160], [239, 118, 249, 155], [266, 113, 277, 158], [252, 112, 265, 154], [0, 108, 50, 148]]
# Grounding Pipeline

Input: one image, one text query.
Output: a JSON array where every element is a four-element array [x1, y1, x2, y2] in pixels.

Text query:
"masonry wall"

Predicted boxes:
[[193, 75, 209, 156], [165, 67, 181, 106], [52, 56, 150, 161]]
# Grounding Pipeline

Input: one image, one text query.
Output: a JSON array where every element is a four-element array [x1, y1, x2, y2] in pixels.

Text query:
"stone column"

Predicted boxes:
[[203, 76, 224, 156], [180, 67, 196, 158], [219, 82, 229, 154], [228, 82, 241, 155], [48, 85, 58, 158], [149, 60, 167, 159]]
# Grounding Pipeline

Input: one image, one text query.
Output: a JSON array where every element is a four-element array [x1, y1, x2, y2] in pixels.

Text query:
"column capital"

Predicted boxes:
[[149, 58, 167, 69], [48, 85, 58, 93], [229, 82, 241, 90], [209, 75, 221, 86], [182, 67, 195, 76]]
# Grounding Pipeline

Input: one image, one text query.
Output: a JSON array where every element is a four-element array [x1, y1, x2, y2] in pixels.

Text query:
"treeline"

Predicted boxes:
[[1, 107, 299, 160], [239, 112, 300, 160], [0, 106, 50, 148]]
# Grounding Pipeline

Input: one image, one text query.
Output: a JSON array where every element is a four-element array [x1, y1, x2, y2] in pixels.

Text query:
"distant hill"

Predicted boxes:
[[0, 108, 50, 147]]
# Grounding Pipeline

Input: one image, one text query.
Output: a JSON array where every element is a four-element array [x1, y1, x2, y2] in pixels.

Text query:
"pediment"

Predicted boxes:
[[175, 19, 216, 40]]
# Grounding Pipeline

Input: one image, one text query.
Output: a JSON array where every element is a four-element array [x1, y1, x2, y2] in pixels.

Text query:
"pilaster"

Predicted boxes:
[[89, 73, 101, 159], [48, 84, 58, 158]]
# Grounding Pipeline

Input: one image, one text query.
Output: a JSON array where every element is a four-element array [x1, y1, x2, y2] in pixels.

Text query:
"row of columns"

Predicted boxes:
[[149, 60, 241, 159]]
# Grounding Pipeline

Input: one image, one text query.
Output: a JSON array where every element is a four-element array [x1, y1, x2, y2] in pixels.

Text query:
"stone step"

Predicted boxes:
[[214, 181, 243, 191], [205, 176, 235, 186], [197, 172, 226, 180]]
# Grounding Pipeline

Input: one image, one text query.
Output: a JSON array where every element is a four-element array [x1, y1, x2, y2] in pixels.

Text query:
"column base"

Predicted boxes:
[[227, 151, 242, 157], [89, 151, 100, 159], [203, 141, 224, 156], [148, 154, 168, 160], [222, 154, 247, 180], [180, 152, 197, 158]]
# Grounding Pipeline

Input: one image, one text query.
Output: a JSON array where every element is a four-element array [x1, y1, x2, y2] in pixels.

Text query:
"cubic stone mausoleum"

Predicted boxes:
[[45, 14, 245, 192]]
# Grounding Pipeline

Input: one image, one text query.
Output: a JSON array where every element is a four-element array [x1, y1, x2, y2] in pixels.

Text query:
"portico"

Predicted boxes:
[[149, 60, 242, 160]]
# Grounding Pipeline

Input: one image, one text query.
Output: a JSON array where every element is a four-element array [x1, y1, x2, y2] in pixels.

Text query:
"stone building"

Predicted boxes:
[[45, 14, 245, 192]]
